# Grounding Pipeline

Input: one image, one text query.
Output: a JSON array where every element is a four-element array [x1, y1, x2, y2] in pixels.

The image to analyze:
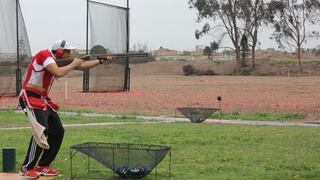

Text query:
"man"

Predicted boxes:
[[18, 39, 113, 179]]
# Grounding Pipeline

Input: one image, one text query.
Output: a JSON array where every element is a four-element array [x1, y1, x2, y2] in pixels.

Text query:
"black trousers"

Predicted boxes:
[[22, 107, 64, 171]]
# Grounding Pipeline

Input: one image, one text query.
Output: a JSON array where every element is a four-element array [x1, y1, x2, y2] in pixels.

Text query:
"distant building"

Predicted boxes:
[[153, 47, 178, 56], [151, 47, 307, 59], [190, 49, 204, 56], [195, 45, 205, 51], [222, 50, 236, 56], [255, 49, 287, 57]]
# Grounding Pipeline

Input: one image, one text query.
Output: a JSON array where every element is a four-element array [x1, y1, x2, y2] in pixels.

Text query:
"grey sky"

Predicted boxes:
[[20, 0, 281, 55]]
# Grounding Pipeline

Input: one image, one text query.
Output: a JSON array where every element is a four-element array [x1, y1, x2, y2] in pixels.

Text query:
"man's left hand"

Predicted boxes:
[[105, 56, 115, 62]]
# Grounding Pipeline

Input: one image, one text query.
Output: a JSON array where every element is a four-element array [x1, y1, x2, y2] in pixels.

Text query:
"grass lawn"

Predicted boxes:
[[211, 111, 306, 121], [0, 110, 143, 128], [0, 112, 320, 179], [0, 109, 307, 128]]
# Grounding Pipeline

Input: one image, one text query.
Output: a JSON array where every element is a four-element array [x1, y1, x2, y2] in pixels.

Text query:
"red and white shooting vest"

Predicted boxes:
[[20, 49, 59, 111]]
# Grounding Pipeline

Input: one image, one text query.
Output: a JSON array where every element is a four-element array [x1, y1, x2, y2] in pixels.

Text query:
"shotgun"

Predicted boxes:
[[55, 52, 149, 67]]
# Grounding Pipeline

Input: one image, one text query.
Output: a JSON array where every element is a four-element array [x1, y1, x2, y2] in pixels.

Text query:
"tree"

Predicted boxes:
[[189, 0, 268, 68], [240, 34, 249, 66], [238, 0, 267, 69], [267, 0, 320, 72], [203, 46, 213, 60], [210, 41, 219, 54], [90, 45, 108, 54], [203, 41, 219, 60], [189, 0, 244, 66]]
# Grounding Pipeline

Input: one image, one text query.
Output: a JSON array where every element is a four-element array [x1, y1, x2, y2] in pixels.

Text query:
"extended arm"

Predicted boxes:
[[75, 56, 114, 70], [46, 58, 84, 78], [75, 59, 100, 70]]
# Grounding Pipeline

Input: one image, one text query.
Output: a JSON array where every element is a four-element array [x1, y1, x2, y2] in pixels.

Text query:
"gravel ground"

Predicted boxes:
[[1, 74, 320, 121]]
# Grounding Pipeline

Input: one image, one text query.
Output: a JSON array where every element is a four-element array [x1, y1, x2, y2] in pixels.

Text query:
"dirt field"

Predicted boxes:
[[1, 60, 320, 121]]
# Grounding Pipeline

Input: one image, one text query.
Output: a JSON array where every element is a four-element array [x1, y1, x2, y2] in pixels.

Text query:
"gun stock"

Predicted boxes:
[[55, 59, 74, 67]]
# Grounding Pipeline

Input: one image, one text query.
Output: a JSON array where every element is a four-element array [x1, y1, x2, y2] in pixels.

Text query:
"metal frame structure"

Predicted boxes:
[[0, 0, 31, 96], [83, 0, 130, 92], [69, 142, 172, 179], [4, 0, 131, 95]]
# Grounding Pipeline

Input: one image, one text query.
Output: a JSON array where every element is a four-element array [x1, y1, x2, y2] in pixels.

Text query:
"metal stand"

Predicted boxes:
[[70, 143, 172, 179]]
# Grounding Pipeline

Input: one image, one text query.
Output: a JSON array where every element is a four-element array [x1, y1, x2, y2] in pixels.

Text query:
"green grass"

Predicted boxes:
[[211, 111, 306, 121], [59, 108, 95, 113], [0, 110, 306, 129], [270, 56, 299, 62], [213, 60, 226, 65], [0, 111, 319, 179], [0, 110, 141, 128]]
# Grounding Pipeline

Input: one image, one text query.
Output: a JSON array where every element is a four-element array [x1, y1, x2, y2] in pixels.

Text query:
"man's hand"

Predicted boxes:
[[105, 56, 115, 62], [71, 58, 85, 68], [98, 56, 115, 64]]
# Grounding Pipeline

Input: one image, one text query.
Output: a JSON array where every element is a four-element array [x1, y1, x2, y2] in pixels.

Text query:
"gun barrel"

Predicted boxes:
[[96, 52, 149, 59]]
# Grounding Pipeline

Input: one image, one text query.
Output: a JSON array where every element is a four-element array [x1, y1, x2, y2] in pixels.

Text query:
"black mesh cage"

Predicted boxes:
[[70, 142, 171, 179], [177, 108, 219, 123], [87, 1, 129, 92], [0, 0, 31, 96], [89, 55, 127, 92]]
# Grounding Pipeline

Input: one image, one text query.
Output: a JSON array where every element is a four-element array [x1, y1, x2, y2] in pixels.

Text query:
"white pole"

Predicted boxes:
[[64, 80, 68, 101]]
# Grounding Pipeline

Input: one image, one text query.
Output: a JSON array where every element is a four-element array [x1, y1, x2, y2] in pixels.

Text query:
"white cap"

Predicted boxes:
[[52, 39, 76, 50]]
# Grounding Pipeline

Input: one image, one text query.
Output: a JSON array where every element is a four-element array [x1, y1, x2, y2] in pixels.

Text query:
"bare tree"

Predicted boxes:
[[189, 0, 244, 66], [267, 0, 320, 72], [239, 0, 267, 69], [190, 0, 268, 68]]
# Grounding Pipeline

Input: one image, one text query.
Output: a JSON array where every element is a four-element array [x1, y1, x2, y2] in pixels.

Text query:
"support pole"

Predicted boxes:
[[83, 0, 90, 92], [64, 80, 68, 101], [16, 0, 21, 95], [124, 0, 130, 91]]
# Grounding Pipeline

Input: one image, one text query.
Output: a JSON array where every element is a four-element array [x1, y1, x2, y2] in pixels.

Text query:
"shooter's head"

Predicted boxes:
[[51, 39, 76, 59]]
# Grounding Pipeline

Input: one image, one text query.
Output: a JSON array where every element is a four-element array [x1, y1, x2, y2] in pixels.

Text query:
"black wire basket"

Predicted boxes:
[[177, 107, 219, 123], [70, 142, 171, 179]]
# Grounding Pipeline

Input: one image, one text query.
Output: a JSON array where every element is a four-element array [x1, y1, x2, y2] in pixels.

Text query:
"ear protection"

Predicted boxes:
[[55, 40, 66, 57]]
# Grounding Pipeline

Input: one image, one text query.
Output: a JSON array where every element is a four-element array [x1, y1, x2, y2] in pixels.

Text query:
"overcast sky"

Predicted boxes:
[[20, 0, 280, 55]]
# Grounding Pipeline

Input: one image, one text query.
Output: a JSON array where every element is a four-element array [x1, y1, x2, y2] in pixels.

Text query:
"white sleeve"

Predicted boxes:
[[43, 57, 56, 68]]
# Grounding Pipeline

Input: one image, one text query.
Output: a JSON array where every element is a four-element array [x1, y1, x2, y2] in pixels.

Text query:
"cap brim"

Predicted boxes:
[[65, 46, 76, 50]]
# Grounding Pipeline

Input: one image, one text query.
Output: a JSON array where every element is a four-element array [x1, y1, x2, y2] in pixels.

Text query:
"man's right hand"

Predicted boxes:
[[71, 58, 85, 68], [47, 58, 85, 78]]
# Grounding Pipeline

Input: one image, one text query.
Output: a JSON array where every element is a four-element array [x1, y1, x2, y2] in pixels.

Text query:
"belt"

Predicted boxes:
[[25, 83, 46, 93], [26, 91, 42, 98]]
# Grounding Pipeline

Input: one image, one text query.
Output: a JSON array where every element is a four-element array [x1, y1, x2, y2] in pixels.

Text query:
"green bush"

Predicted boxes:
[[203, 68, 217, 75], [183, 64, 217, 76], [183, 64, 196, 76]]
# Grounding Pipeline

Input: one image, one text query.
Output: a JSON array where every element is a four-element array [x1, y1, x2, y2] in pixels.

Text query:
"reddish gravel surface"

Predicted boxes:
[[1, 73, 320, 121]]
